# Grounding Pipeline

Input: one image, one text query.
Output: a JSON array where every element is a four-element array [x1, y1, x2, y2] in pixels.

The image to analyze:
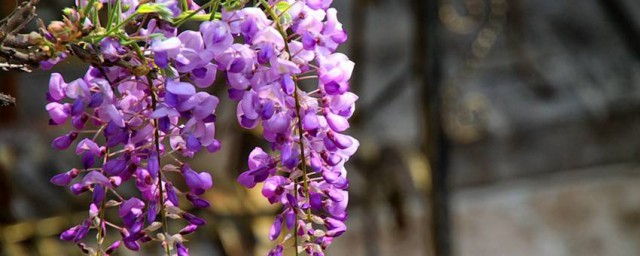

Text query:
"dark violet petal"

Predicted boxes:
[[192, 67, 207, 78], [71, 115, 88, 130], [186, 134, 201, 152], [268, 245, 284, 256], [159, 116, 171, 133], [104, 157, 127, 176], [310, 153, 323, 172], [186, 193, 210, 208], [323, 81, 341, 95], [310, 193, 323, 210], [73, 221, 90, 242], [182, 167, 202, 192], [147, 151, 159, 179], [50, 172, 72, 186], [82, 152, 96, 169], [228, 89, 245, 101], [70, 183, 89, 195], [166, 182, 180, 206], [147, 200, 157, 222], [177, 243, 189, 256], [228, 58, 245, 73], [51, 132, 77, 150], [285, 210, 295, 229], [261, 101, 275, 120], [183, 213, 207, 226], [206, 139, 221, 153], [92, 184, 106, 205], [155, 51, 169, 68], [105, 241, 121, 254], [60, 226, 79, 241], [165, 91, 179, 108], [88, 92, 104, 108], [237, 171, 257, 188], [281, 75, 294, 95], [269, 215, 283, 241], [240, 115, 259, 129], [179, 224, 198, 235], [124, 240, 140, 251], [71, 98, 85, 116], [302, 32, 317, 50]]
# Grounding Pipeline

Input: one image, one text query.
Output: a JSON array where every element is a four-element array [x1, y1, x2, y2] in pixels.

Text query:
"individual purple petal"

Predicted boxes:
[[60, 225, 80, 241], [82, 171, 110, 187], [147, 200, 157, 222], [104, 156, 128, 176], [191, 63, 217, 88], [181, 165, 212, 195], [179, 224, 198, 235], [268, 245, 284, 256], [325, 111, 349, 132], [75, 138, 100, 155], [70, 183, 89, 195], [92, 184, 106, 205], [167, 80, 196, 96], [71, 115, 88, 130], [48, 73, 67, 101], [325, 217, 347, 237], [183, 212, 207, 226], [124, 240, 140, 251], [105, 241, 121, 254], [269, 215, 283, 241], [186, 193, 210, 208], [262, 176, 286, 199], [165, 182, 180, 206], [177, 243, 189, 256], [147, 151, 159, 178], [50, 172, 73, 186], [46, 102, 69, 125], [310, 193, 323, 210], [52, 132, 78, 150], [237, 171, 257, 188], [103, 104, 125, 128], [119, 197, 145, 218]]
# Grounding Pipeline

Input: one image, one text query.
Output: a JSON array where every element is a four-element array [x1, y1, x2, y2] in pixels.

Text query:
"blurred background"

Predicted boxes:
[[1, 0, 640, 255]]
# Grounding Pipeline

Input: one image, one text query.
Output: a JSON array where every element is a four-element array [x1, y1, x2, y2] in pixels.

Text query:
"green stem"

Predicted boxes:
[[173, 1, 215, 27], [83, 0, 98, 18], [209, 0, 221, 21], [181, 0, 189, 12]]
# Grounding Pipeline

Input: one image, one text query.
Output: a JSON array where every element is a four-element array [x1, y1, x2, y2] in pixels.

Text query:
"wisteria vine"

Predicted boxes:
[[40, 0, 356, 255]]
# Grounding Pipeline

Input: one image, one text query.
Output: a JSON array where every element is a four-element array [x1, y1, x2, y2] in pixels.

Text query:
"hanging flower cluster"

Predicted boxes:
[[42, 0, 356, 255]]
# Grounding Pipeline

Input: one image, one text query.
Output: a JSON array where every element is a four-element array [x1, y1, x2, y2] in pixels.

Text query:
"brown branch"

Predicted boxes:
[[0, 93, 15, 107], [0, 0, 40, 41]]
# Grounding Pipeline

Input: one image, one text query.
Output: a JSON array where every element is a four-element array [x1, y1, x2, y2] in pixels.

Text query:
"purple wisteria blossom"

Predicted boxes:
[[44, 0, 355, 255]]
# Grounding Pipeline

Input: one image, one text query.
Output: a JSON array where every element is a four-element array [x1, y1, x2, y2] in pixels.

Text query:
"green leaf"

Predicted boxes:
[[274, 1, 290, 12], [274, 1, 292, 25], [136, 3, 174, 20], [222, 0, 249, 11], [174, 11, 222, 23]]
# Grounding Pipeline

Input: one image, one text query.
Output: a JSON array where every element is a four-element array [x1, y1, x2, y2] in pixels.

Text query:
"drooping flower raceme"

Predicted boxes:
[[44, 0, 355, 255]]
